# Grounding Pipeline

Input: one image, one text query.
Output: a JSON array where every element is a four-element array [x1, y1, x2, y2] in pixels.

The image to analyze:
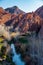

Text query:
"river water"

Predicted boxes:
[[11, 44, 25, 65]]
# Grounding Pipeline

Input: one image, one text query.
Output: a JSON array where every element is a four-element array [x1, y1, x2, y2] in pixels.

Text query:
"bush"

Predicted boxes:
[[18, 37, 28, 44]]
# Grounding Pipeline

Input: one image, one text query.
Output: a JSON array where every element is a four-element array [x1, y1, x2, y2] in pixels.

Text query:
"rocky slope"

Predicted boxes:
[[35, 6, 43, 19], [5, 12, 42, 34]]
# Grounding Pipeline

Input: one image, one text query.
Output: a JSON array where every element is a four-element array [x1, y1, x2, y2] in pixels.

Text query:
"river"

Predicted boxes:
[[11, 44, 25, 65]]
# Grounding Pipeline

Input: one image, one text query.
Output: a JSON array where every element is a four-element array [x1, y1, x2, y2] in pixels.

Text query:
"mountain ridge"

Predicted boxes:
[[0, 6, 43, 36]]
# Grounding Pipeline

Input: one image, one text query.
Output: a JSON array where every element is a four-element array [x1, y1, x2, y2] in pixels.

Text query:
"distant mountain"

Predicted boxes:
[[35, 6, 43, 18], [5, 6, 25, 14]]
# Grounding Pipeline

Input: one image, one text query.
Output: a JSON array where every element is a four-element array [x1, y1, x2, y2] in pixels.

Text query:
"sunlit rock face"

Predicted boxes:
[[0, 7, 11, 24], [0, 7, 5, 14]]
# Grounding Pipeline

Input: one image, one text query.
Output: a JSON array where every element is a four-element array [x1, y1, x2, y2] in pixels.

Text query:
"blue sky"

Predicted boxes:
[[0, 0, 43, 12]]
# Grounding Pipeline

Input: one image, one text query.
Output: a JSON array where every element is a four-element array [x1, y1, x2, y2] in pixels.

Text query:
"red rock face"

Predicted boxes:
[[0, 7, 5, 13], [0, 7, 11, 24], [0, 14, 11, 24]]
